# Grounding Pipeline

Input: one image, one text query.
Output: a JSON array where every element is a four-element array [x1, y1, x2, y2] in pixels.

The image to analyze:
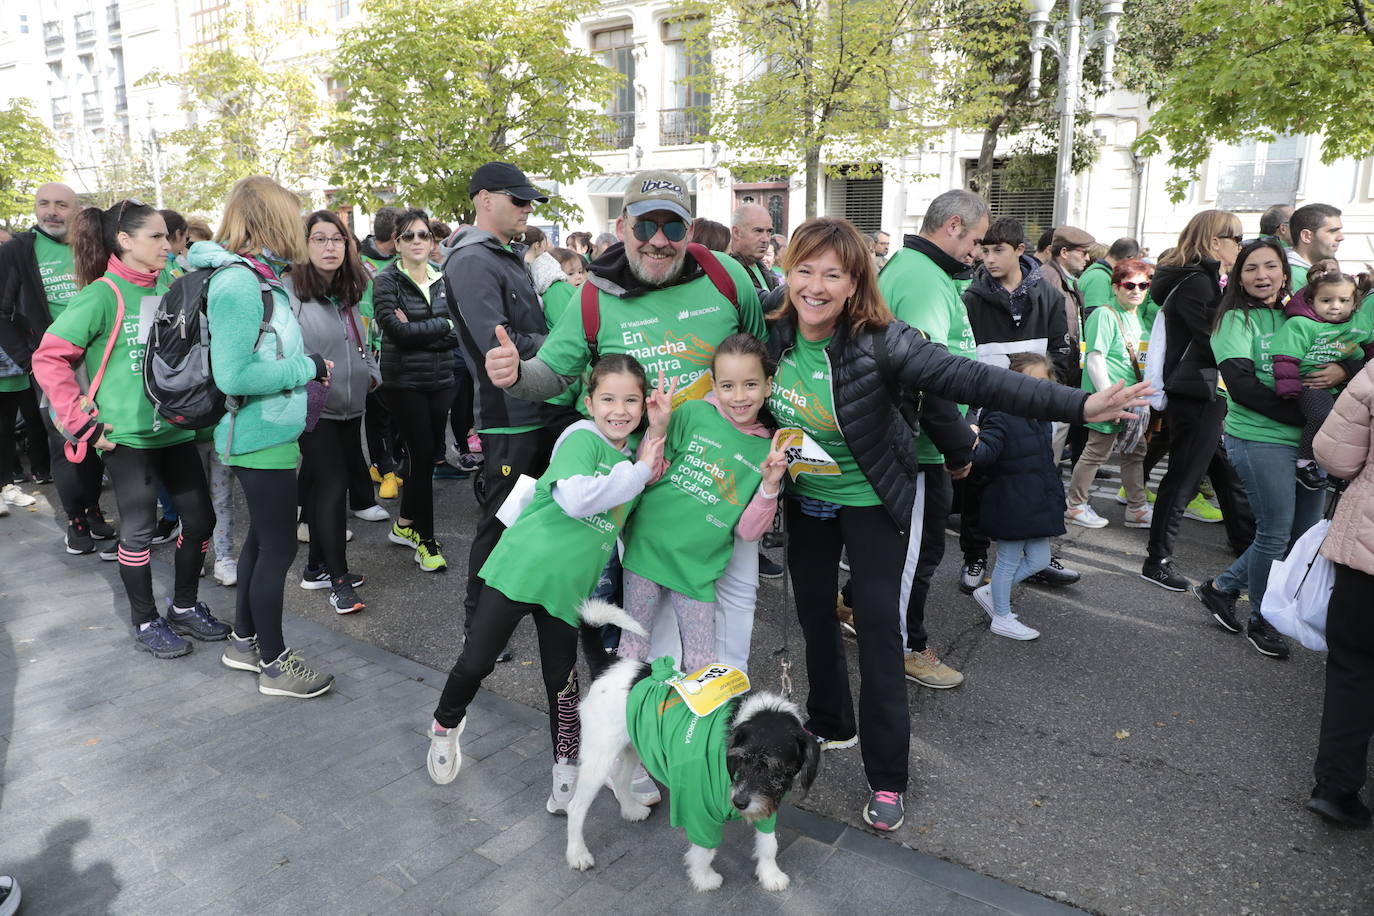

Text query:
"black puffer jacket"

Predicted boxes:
[[766, 314, 1090, 532], [373, 261, 458, 391], [1151, 260, 1222, 403], [0, 229, 61, 370]]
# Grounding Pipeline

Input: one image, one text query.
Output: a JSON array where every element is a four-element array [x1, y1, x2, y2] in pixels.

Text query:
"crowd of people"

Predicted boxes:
[[1, 167, 1371, 836]]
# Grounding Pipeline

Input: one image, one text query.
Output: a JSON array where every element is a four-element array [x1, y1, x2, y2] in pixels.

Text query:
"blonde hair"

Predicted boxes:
[[777, 217, 892, 334], [1158, 210, 1241, 267], [215, 175, 307, 264]]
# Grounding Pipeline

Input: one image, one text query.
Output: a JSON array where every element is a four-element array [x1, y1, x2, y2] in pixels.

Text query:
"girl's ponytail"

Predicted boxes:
[[70, 206, 111, 289]]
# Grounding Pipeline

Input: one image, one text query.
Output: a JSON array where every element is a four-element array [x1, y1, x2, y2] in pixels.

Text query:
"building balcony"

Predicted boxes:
[[107, 6, 121, 37], [596, 111, 635, 150], [659, 108, 708, 146], [114, 86, 127, 111]]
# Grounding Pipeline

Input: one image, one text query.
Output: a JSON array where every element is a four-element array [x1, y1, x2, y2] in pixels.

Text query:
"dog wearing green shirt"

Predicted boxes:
[[567, 599, 821, 891]]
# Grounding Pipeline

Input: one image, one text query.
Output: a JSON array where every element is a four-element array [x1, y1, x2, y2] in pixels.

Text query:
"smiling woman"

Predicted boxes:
[[763, 216, 1150, 834]]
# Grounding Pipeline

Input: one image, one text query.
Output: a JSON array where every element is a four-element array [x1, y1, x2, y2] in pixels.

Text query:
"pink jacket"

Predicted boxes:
[[1315, 363, 1374, 575]]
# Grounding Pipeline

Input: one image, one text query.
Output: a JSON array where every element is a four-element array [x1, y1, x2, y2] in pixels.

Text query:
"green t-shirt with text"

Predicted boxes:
[[33, 232, 78, 320], [1272, 315, 1373, 384], [1081, 304, 1143, 433], [479, 423, 638, 626], [622, 399, 772, 602], [767, 335, 880, 507], [1211, 307, 1297, 446], [47, 273, 192, 450], [537, 258, 766, 414]]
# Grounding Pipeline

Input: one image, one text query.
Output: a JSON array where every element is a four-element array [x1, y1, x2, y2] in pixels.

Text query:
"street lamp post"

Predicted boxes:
[[1027, 0, 1123, 226]]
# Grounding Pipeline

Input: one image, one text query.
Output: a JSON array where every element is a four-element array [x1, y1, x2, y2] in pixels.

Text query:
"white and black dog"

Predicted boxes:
[[567, 599, 821, 892]]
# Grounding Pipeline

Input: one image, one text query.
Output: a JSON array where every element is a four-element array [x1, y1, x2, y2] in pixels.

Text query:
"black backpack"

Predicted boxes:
[[143, 263, 278, 429]]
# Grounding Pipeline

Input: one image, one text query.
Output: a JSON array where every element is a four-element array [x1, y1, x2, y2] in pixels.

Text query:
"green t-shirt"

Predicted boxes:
[[224, 438, 298, 470], [33, 232, 78, 320], [1272, 315, 1373, 384], [1081, 305, 1143, 434], [537, 258, 766, 414], [767, 335, 880, 506], [1078, 261, 1115, 312], [625, 657, 779, 850], [542, 279, 576, 331], [47, 272, 192, 450], [479, 423, 638, 626], [879, 246, 976, 463], [1211, 307, 1297, 446], [0, 373, 30, 393], [622, 399, 772, 602]]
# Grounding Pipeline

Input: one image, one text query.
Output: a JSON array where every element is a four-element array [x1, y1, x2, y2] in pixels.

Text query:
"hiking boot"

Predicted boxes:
[[991, 613, 1040, 641], [133, 618, 193, 659], [415, 539, 447, 572], [836, 591, 856, 638], [1245, 615, 1290, 659], [1065, 503, 1108, 529], [1026, 555, 1080, 587], [863, 790, 905, 832], [151, 517, 180, 545], [1296, 463, 1327, 492], [352, 504, 390, 522], [427, 717, 466, 785], [329, 581, 366, 615], [65, 517, 95, 554], [166, 599, 232, 641], [389, 521, 421, 549], [85, 507, 115, 539], [1124, 503, 1154, 529], [258, 649, 335, 698], [221, 632, 262, 672], [1192, 579, 1242, 633], [904, 648, 963, 688], [959, 556, 987, 593], [1, 484, 35, 507], [547, 758, 579, 814], [1184, 492, 1224, 523], [379, 472, 402, 500], [1140, 557, 1190, 592], [758, 552, 783, 579]]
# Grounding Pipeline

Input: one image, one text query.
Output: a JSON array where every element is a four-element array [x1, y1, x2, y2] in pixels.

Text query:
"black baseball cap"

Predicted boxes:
[[468, 162, 549, 204]]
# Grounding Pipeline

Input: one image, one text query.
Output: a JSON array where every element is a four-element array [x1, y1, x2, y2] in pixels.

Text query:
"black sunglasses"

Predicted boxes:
[[631, 217, 689, 243], [398, 230, 433, 242], [1119, 281, 1151, 291]]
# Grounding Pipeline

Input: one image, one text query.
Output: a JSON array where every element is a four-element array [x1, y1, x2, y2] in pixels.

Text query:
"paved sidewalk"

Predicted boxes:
[[0, 503, 1082, 915]]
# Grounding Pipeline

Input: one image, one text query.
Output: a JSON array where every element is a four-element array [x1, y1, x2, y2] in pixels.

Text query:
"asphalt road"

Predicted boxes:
[[171, 461, 1373, 915]]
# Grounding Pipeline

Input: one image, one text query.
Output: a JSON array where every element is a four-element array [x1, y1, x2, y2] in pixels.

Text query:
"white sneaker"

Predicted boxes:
[[1124, 503, 1153, 529], [606, 761, 661, 806], [991, 613, 1040, 640], [213, 557, 237, 587], [546, 758, 579, 814], [1, 483, 35, 507], [353, 504, 390, 522], [296, 522, 310, 543], [971, 584, 995, 617], [1065, 503, 1109, 529], [427, 717, 466, 785]]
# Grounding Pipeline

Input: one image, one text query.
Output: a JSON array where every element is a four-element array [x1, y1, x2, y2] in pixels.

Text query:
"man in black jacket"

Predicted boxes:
[[0, 183, 112, 554], [728, 203, 778, 293], [958, 217, 1080, 591], [447, 162, 578, 637]]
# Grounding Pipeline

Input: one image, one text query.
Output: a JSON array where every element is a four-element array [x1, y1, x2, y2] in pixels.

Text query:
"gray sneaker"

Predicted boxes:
[[258, 649, 334, 698], [427, 717, 466, 785], [221, 633, 262, 672], [546, 758, 579, 814]]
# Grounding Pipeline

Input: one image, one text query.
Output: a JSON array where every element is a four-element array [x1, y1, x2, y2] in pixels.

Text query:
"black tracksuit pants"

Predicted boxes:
[[1313, 563, 1374, 799]]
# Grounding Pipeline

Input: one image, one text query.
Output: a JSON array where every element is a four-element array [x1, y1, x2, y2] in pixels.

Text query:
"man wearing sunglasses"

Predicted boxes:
[[446, 161, 582, 639]]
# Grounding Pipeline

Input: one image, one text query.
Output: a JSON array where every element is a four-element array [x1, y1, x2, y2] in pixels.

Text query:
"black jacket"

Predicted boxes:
[[446, 227, 570, 429], [1150, 260, 1223, 403], [373, 262, 458, 391], [765, 314, 1089, 532], [0, 228, 64, 370], [962, 255, 1074, 383], [971, 411, 1066, 540]]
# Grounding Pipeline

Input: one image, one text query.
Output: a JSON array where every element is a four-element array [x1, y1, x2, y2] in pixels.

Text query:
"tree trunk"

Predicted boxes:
[[974, 113, 1007, 200], [805, 144, 821, 220]]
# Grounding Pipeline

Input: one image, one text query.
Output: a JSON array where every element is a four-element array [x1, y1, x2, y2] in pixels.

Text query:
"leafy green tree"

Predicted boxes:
[[1134, 0, 1360, 200], [0, 100, 63, 227], [675, 0, 953, 219], [325, 0, 617, 223], [140, 8, 327, 210]]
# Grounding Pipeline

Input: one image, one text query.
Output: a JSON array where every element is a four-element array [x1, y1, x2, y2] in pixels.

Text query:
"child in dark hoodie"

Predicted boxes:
[[1272, 260, 1374, 489]]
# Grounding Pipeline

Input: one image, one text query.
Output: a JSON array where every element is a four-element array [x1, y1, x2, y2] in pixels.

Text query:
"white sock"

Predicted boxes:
[[1297, 459, 1314, 468], [139, 621, 154, 632], [172, 604, 195, 614]]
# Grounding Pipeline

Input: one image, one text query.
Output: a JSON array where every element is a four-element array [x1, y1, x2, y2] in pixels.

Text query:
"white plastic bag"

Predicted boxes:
[[494, 474, 537, 528], [1264, 519, 1333, 652], [1143, 307, 1168, 411]]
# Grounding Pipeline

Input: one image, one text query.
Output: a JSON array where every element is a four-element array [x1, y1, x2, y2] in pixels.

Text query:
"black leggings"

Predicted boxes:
[[385, 386, 452, 539], [364, 390, 400, 476], [102, 441, 214, 626], [299, 417, 360, 579], [786, 498, 917, 793], [449, 358, 475, 452], [1297, 388, 1336, 461], [1314, 563, 1374, 798], [40, 408, 103, 519], [0, 381, 50, 481], [434, 584, 580, 761], [233, 466, 298, 665]]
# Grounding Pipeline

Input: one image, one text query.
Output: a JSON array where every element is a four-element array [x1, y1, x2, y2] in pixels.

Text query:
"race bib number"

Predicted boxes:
[[776, 427, 841, 479], [669, 664, 751, 717]]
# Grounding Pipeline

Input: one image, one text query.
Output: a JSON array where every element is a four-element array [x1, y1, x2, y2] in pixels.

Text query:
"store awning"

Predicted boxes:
[[585, 173, 698, 195]]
